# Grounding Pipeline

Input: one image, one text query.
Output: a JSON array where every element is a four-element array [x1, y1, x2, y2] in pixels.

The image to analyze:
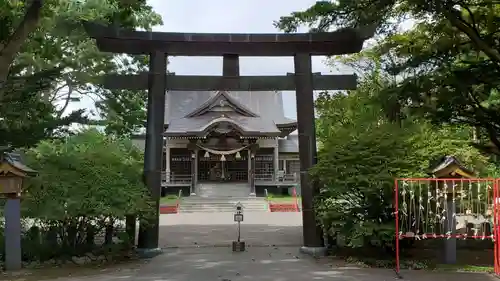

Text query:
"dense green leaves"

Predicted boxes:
[[0, 68, 85, 147], [277, 0, 500, 152], [312, 75, 490, 248], [1, 0, 161, 142], [23, 129, 153, 220]]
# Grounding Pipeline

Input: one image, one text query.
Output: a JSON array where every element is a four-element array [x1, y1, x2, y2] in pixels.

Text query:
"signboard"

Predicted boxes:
[[234, 213, 244, 222]]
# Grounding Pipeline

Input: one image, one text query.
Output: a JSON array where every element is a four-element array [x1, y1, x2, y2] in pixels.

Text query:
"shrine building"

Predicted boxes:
[[132, 90, 300, 196]]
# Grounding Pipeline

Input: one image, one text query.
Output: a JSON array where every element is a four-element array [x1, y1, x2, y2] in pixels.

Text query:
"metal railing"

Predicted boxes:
[[162, 171, 299, 184], [162, 171, 192, 184], [254, 172, 300, 183]]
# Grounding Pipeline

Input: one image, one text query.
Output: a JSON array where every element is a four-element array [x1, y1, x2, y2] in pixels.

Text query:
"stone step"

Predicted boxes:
[[179, 206, 267, 213], [183, 197, 264, 201], [181, 204, 265, 208], [185, 183, 265, 213], [196, 183, 250, 198], [181, 200, 266, 206], [179, 197, 268, 213]]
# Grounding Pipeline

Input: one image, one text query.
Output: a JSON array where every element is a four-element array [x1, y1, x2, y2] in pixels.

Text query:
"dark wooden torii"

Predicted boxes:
[[83, 22, 374, 254]]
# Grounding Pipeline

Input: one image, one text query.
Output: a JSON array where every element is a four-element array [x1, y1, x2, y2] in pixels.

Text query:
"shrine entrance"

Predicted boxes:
[[83, 22, 374, 252], [198, 149, 249, 182]]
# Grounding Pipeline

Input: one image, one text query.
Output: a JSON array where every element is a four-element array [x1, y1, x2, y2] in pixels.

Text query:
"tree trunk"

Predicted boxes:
[[0, 0, 43, 85]]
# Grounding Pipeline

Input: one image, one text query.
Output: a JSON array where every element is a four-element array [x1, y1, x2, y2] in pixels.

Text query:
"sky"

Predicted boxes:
[[70, 0, 357, 120], [148, 0, 350, 119]]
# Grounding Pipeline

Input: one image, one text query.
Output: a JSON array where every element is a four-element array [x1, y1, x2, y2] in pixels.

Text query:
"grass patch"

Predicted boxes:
[[267, 193, 300, 203], [160, 195, 179, 205], [434, 264, 493, 273], [333, 256, 493, 273]]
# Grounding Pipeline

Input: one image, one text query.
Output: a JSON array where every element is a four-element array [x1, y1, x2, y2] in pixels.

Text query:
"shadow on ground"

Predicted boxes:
[[1, 212, 495, 281], [43, 247, 492, 281]]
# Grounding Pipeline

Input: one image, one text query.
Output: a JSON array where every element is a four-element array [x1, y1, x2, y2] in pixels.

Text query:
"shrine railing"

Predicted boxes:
[[254, 172, 299, 183], [162, 172, 192, 184], [197, 170, 248, 182]]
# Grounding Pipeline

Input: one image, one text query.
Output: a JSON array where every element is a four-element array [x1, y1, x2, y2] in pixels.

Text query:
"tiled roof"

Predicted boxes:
[[165, 112, 281, 136], [164, 91, 296, 127]]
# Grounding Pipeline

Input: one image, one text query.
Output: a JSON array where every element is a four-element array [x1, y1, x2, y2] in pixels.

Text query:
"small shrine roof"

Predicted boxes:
[[0, 148, 36, 176], [430, 155, 474, 178]]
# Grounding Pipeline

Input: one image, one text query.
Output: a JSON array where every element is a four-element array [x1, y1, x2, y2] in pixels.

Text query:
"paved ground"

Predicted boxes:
[[6, 213, 495, 281], [157, 212, 303, 248], [36, 246, 495, 281]]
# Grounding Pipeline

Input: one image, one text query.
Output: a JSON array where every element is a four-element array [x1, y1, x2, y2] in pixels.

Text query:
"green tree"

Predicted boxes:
[[20, 129, 152, 259], [312, 76, 489, 249], [24, 129, 152, 219], [276, 0, 500, 153], [1, 0, 161, 144], [0, 0, 157, 85], [0, 68, 86, 148]]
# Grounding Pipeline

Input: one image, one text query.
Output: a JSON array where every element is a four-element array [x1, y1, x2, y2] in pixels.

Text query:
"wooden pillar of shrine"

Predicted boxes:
[[294, 53, 323, 250], [137, 51, 167, 252]]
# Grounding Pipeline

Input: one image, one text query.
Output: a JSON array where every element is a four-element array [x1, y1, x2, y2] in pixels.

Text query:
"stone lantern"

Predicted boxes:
[[0, 147, 37, 271]]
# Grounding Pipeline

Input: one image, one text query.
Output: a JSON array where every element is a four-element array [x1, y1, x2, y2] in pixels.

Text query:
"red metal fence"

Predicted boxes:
[[394, 178, 499, 275]]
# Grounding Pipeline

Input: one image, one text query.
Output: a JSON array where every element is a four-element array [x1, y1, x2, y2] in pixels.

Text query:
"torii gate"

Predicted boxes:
[[84, 22, 374, 255]]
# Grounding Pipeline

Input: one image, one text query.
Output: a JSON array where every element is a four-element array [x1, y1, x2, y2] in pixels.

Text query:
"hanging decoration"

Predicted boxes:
[[220, 155, 226, 162], [196, 144, 250, 156], [235, 151, 241, 159], [397, 179, 494, 240], [204, 151, 210, 158]]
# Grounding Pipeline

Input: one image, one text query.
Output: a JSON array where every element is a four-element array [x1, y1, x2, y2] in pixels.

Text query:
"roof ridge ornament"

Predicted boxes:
[[184, 91, 259, 118]]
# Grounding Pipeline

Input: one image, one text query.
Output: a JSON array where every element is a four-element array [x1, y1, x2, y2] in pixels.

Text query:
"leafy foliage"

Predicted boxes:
[[312, 77, 489, 249], [0, 68, 85, 147], [1, 0, 161, 142], [277, 0, 500, 153], [24, 129, 151, 219], [2, 129, 154, 261]]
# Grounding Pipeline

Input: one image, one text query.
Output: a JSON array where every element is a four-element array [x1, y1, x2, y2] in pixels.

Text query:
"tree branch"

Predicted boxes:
[[0, 0, 44, 85], [57, 79, 73, 118], [444, 8, 500, 67], [50, 83, 69, 103]]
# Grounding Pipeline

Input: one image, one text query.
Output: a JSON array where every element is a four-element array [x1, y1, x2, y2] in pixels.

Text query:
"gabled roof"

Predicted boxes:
[[185, 91, 258, 118], [430, 155, 474, 178], [164, 112, 281, 137], [0, 149, 37, 177]]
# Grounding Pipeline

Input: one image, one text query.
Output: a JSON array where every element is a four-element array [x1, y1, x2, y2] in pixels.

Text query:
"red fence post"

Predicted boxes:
[[495, 179, 499, 275], [292, 186, 299, 212]]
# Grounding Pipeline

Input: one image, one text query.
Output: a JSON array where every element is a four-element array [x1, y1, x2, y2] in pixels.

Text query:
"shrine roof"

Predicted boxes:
[[430, 155, 474, 178], [185, 90, 258, 118], [0, 151, 37, 175], [164, 112, 281, 137], [164, 90, 296, 128]]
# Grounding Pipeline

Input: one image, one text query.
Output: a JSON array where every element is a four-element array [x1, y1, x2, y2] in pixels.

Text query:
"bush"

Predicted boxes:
[[312, 91, 490, 252], [0, 130, 154, 264]]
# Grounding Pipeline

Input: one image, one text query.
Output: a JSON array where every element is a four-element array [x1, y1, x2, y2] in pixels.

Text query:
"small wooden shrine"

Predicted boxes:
[[0, 147, 36, 195], [430, 155, 474, 179]]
